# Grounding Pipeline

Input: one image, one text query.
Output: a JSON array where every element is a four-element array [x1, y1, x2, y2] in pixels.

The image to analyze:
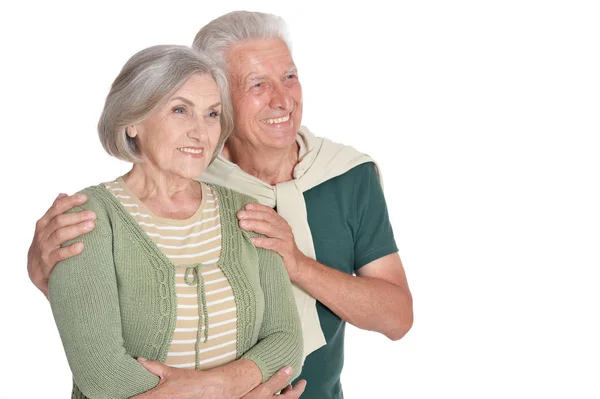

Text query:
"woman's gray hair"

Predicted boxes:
[[98, 44, 234, 163], [192, 11, 292, 70]]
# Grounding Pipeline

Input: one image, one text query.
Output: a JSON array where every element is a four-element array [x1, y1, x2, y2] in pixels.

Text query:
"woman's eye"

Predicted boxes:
[[209, 111, 220, 118], [173, 107, 186, 114]]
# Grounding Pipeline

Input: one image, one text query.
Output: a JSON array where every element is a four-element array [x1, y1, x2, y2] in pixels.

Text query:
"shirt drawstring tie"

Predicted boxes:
[[184, 265, 209, 370]]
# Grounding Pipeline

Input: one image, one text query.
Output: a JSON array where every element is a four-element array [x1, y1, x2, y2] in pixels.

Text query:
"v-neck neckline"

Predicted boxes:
[[93, 183, 228, 271]]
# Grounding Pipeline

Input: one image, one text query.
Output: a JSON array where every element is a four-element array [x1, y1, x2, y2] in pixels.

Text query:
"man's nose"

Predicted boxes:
[[270, 82, 293, 110]]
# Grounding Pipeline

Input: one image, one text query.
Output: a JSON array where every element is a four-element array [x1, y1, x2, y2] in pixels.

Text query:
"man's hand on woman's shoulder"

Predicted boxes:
[[28, 192, 96, 297]]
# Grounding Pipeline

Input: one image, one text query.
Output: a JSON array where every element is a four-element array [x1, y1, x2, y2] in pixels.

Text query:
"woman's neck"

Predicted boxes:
[[122, 164, 202, 219], [223, 138, 300, 186]]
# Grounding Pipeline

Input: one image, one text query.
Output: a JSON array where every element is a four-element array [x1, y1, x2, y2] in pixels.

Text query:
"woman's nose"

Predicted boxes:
[[187, 117, 207, 139]]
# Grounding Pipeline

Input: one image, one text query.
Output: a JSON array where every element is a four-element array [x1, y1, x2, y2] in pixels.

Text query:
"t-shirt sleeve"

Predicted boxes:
[[352, 162, 399, 271]]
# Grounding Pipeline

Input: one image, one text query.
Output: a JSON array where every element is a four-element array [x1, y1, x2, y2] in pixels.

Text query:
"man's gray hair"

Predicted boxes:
[[192, 11, 292, 70], [98, 45, 234, 163]]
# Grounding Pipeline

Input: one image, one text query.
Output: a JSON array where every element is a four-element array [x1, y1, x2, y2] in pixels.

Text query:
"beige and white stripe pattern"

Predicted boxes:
[[104, 178, 238, 370]]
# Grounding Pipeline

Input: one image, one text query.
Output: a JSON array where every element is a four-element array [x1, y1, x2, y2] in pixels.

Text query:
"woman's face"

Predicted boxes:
[[130, 74, 222, 179]]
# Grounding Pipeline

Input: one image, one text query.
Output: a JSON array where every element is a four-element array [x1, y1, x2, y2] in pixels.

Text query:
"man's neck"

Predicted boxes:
[[223, 138, 300, 186]]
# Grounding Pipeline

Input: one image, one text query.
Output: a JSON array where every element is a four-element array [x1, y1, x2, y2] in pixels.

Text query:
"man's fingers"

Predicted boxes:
[[28, 195, 92, 297], [280, 380, 306, 398], [251, 237, 280, 252], [239, 219, 282, 238], [46, 219, 95, 249], [55, 193, 68, 201], [36, 221, 90, 281], [38, 194, 90, 229], [238, 209, 278, 225], [280, 385, 293, 393], [54, 211, 97, 227], [48, 242, 84, 266], [244, 203, 277, 214], [45, 211, 96, 239]]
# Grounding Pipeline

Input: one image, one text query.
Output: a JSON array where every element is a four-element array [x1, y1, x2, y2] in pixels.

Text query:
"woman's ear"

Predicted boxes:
[[126, 125, 138, 138]]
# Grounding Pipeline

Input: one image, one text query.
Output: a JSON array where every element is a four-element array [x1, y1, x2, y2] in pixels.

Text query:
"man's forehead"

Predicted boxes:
[[228, 39, 294, 72]]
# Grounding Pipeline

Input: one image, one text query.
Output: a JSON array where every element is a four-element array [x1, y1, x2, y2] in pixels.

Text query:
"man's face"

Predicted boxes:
[[226, 38, 302, 152]]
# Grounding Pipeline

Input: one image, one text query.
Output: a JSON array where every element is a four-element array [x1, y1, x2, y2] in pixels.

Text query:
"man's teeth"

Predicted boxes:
[[179, 148, 203, 154], [262, 115, 290, 124]]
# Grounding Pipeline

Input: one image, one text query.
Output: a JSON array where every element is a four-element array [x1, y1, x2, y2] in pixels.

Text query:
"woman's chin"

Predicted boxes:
[[163, 164, 209, 180], [182, 168, 207, 180]]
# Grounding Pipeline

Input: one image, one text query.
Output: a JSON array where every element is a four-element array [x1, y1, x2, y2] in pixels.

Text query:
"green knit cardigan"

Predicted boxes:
[[48, 184, 303, 399]]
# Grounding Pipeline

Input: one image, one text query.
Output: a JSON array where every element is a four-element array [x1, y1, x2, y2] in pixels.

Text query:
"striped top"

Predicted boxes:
[[104, 177, 237, 370], [50, 184, 303, 399]]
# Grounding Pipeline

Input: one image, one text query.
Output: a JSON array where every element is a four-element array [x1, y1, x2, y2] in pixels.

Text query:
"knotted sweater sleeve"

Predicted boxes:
[[48, 192, 159, 399]]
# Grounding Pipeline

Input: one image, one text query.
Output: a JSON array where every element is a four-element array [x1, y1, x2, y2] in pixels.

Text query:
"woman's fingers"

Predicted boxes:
[[137, 358, 170, 380], [280, 380, 307, 398]]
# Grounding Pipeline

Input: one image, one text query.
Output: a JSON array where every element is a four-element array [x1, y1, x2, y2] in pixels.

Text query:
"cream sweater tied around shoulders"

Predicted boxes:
[[201, 126, 380, 362]]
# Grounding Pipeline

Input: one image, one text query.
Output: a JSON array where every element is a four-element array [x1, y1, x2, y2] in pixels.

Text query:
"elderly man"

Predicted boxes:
[[28, 11, 413, 399]]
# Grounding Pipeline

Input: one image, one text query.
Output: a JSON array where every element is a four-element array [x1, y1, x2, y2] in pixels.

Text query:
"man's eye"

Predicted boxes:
[[286, 74, 297, 79], [254, 82, 263, 88]]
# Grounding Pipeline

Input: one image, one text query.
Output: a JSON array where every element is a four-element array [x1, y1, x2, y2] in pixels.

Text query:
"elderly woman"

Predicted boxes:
[[48, 44, 302, 399], [29, 11, 413, 399]]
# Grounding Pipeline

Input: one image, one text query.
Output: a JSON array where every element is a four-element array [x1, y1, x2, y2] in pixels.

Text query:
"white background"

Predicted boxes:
[[1, 0, 599, 398]]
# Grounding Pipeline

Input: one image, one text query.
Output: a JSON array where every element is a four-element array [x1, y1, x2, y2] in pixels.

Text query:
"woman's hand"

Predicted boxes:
[[132, 358, 229, 399], [134, 358, 306, 399], [237, 203, 307, 282], [240, 366, 307, 398]]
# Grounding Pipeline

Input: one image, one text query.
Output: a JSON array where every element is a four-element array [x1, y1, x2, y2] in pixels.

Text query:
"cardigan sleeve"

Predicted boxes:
[[240, 244, 304, 383], [48, 192, 159, 398]]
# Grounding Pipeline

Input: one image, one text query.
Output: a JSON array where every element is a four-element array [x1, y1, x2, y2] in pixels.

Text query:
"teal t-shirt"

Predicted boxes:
[[293, 162, 398, 399]]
